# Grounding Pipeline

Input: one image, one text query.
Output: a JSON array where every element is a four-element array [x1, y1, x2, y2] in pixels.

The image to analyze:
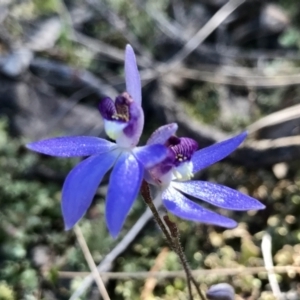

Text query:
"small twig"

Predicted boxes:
[[164, 0, 245, 69], [87, 0, 153, 66], [262, 233, 283, 300], [70, 202, 159, 300], [170, 0, 186, 25], [59, 265, 300, 280], [136, 0, 246, 84], [30, 57, 118, 98], [173, 66, 300, 88], [73, 225, 111, 300], [57, 0, 76, 41], [46, 87, 94, 136], [141, 247, 169, 300], [132, 0, 182, 39]]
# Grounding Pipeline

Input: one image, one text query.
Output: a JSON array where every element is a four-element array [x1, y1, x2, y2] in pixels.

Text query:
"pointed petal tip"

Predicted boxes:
[[147, 123, 179, 145], [106, 212, 122, 239], [26, 141, 46, 153], [173, 181, 265, 212], [26, 136, 115, 157], [163, 188, 239, 229], [192, 131, 249, 173], [64, 220, 74, 231], [255, 202, 266, 210], [126, 44, 133, 52], [226, 219, 238, 229], [64, 225, 72, 231], [125, 44, 136, 60], [108, 227, 119, 239], [124, 44, 141, 106], [26, 142, 38, 151], [172, 123, 178, 130], [240, 131, 248, 140], [212, 215, 237, 229]]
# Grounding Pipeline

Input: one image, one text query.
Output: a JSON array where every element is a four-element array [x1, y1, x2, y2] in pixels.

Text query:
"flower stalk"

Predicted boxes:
[[141, 180, 206, 300], [164, 215, 206, 300]]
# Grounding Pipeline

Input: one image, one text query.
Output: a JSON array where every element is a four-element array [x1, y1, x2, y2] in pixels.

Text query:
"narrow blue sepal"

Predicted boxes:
[[62, 150, 119, 230], [27, 136, 116, 157], [191, 132, 247, 173], [106, 152, 143, 238], [162, 187, 237, 228], [173, 180, 265, 211]]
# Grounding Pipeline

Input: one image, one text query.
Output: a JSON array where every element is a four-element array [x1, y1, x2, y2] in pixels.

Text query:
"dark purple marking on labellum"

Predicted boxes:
[[99, 92, 133, 122], [166, 136, 198, 166]]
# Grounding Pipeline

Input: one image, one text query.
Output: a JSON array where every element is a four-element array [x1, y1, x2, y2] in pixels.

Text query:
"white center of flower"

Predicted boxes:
[[172, 161, 194, 181], [157, 170, 174, 188], [104, 120, 127, 141], [154, 161, 194, 191]]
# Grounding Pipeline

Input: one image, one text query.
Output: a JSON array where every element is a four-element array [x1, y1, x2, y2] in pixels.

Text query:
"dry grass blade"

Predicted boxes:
[[164, 0, 246, 68], [262, 233, 283, 300], [69, 203, 160, 300], [73, 225, 110, 300], [141, 247, 169, 300]]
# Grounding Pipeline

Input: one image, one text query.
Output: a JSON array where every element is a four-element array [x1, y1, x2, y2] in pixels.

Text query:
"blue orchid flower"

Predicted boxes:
[[27, 45, 167, 238], [145, 125, 265, 228]]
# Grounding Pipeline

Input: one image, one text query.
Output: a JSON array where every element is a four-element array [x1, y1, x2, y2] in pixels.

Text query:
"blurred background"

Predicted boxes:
[[1, 0, 300, 299]]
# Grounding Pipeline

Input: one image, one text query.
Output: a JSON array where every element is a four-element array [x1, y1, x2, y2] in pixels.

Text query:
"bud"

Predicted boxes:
[[206, 283, 235, 300]]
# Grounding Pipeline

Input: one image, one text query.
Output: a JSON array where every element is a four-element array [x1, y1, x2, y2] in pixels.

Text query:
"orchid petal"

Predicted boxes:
[[98, 97, 116, 120], [27, 136, 116, 157], [62, 150, 120, 230], [119, 101, 144, 147], [172, 181, 265, 210], [125, 44, 141, 106], [133, 144, 167, 168], [147, 123, 178, 145], [191, 132, 247, 173], [162, 187, 237, 228], [106, 152, 143, 238]]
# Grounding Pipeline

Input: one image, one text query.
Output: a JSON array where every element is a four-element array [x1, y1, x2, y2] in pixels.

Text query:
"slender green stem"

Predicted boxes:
[[140, 181, 193, 300], [140, 181, 174, 249], [164, 216, 206, 300]]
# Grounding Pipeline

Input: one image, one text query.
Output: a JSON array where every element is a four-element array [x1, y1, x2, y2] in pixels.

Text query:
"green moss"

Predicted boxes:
[[0, 283, 15, 300], [179, 84, 219, 124]]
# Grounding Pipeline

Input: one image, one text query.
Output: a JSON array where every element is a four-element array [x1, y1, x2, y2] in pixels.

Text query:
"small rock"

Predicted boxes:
[[1, 48, 33, 77]]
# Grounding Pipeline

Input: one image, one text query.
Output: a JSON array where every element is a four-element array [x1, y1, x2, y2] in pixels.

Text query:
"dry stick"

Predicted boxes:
[[164, 0, 245, 68], [70, 205, 157, 300], [261, 233, 283, 300], [87, 0, 153, 66], [138, 0, 246, 83], [73, 225, 111, 300], [164, 216, 206, 300], [141, 247, 169, 300], [140, 181, 195, 300], [59, 265, 300, 280]]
